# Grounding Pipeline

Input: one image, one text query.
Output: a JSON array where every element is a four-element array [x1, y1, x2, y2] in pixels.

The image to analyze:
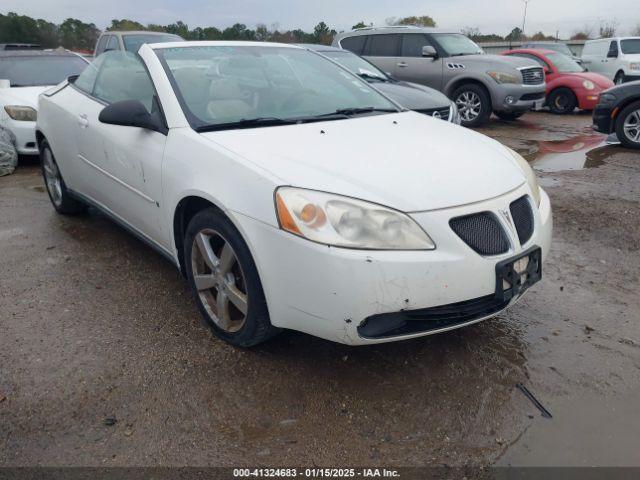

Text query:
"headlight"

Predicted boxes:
[[507, 149, 541, 206], [600, 92, 617, 103], [487, 71, 520, 84], [582, 80, 595, 90], [629, 63, 640, 71], [275, 187, 435, 250], [4, 105, 37, 122], [449, 101, 461, 125]]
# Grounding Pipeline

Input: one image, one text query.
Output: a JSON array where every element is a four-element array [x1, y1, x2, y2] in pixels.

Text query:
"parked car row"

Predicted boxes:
[[334, 26, 547, 127]]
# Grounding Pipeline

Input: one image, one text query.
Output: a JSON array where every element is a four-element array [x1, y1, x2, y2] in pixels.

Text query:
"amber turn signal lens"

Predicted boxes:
[[276, 193, 301, 235]]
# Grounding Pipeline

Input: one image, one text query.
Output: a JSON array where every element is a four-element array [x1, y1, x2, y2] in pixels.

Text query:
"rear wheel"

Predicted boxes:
[[547, 88, 577, 114], [184, 208, 279, 347], [40, 139, 86, 214], [615, 100, 640, 150], [452, 84, 492, 128], [614, 71, 626, 85], [494, 111, 525, 121]]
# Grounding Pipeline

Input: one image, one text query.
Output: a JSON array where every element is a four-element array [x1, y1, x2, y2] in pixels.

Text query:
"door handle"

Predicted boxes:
[[78, 114, 89, 128], [397, 62, 408, 68]]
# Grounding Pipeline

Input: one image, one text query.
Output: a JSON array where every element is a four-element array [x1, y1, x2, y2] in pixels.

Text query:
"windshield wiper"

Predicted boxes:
[[358, 73, 388, 82], [332, 107, 398, 116], [195, 117, 296, 132]]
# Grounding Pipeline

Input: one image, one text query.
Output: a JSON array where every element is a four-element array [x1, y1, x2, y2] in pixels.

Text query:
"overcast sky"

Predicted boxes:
[[3, 0, 638, 37]]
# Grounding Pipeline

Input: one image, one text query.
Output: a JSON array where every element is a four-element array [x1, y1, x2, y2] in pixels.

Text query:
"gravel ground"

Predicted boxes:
[[0, 112, 638, 468]]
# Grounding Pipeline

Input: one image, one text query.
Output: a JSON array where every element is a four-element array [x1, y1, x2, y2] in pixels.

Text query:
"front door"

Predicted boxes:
[[74, 51, 168, 247]]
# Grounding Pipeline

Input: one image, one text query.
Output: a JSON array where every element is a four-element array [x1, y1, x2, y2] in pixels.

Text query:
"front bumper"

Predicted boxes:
[[234, 184, 552, 345], [592, 104, 615, 134], [0, 118, 38, 155], [491, 83, 546, 113]]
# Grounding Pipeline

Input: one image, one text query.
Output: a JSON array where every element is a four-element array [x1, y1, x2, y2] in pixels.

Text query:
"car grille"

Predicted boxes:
[[521, 92, 545, 101], [418, 106, 450, 121], [358, 294, 510, 338], [521, 67, 545, 85], [510, 195, 535, 245], [450, 212, 510, 255]]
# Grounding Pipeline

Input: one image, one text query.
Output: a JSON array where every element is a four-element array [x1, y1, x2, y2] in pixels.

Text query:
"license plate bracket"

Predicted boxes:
[[495, 246, 542, 302]]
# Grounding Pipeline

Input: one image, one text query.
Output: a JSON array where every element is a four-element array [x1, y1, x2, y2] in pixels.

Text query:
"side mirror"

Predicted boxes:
[[0, 79, 10, 89], [422, 45, 438, 58], [99, 99, 161, 132]]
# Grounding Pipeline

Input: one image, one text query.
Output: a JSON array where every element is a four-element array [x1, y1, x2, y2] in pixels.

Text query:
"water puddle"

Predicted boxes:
[[499, 133, 622, 173]]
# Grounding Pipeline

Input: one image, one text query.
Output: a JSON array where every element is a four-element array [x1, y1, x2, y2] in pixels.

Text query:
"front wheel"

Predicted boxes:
[[615, 100, 640, 150], [494, 111, 525, 121], [184, 208, 279, 347], [547, 88, 577, 114], [452, 84, 492, 128], [614, 72, 626, 85], [40, 139, 87, 214]]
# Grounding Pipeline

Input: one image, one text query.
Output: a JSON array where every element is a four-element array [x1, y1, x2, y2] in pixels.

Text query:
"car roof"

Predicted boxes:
[[102, 31, 181, 36], [146, 40, 304, 50], [335, 26, 456, 41], [298, 43, 345, 53], [0, 49, 80, 58], [508, 48, 557, 56]]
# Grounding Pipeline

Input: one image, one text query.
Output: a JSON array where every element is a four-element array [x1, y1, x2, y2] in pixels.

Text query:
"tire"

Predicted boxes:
[[184, 208, 279, 347], [615, 100, 640, 150], [614, 72, 626, 85], [452, 83, 492, 128], [494, 111, 526, 121], [40, 139, 87, 214], [547, 88, 578, 114]]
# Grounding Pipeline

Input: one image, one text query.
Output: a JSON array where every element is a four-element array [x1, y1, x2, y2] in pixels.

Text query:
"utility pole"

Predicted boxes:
[[522, 0, 531, 39]]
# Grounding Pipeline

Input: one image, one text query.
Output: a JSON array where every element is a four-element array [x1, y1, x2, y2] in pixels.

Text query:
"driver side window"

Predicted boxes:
[[401, 34, 432, 57], [92, 51, 156, 111]]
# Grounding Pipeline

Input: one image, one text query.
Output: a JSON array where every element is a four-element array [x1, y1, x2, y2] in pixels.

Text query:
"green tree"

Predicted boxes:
[[58, 18, 100, 51], [505, 27, 525, 41], [351, 21, 367, 30], [390, 15, 436, 27], [108, 19, 145, 31]]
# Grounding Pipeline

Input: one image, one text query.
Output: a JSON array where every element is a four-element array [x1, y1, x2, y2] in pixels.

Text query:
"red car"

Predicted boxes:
[[503, 49, 614, 114]]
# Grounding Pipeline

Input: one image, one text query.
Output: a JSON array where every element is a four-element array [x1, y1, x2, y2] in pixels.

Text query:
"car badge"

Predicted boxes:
[[500, 208, 518, 237]]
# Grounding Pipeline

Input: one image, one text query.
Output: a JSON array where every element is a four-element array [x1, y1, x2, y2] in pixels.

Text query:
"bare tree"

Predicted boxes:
[[599, 19, 619, 38], [632, 23, 640, 36]]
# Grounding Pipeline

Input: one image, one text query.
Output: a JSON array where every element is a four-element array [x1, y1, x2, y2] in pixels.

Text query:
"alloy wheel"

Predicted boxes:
[[456, 91, 482, 122], [42, 148, 63, 207], [622, 109, 640, 144], [191, 229, 248, 333]]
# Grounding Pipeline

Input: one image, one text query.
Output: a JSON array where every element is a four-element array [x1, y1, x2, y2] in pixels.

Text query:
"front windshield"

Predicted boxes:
[[0, 55, 88, 87], [123, 34, 183, 53], [156, 45, 398, 129], [542, 44, 572, 56], [547, 52, 583, 73], [621, 39, 640, 54], [322, 51, 388, 82], [432, 34, 484, 57]]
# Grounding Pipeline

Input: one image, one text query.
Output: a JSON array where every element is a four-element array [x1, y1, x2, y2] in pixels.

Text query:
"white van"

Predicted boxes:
[[581, 37, 640, 84]]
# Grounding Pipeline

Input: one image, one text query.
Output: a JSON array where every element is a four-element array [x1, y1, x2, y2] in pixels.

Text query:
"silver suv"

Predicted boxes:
[[333, 26, 547, 127]]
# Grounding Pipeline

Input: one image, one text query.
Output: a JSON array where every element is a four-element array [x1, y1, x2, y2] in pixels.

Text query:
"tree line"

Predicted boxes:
[[1, 10, 637, 52]]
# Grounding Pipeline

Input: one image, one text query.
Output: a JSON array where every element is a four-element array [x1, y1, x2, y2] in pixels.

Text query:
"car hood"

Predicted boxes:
[[374, 81, 451, 111], [200, 112, 526, 212], [0, 86, 49, 109], [448, 53, 539, 70], [563, 72, 614, 89]]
